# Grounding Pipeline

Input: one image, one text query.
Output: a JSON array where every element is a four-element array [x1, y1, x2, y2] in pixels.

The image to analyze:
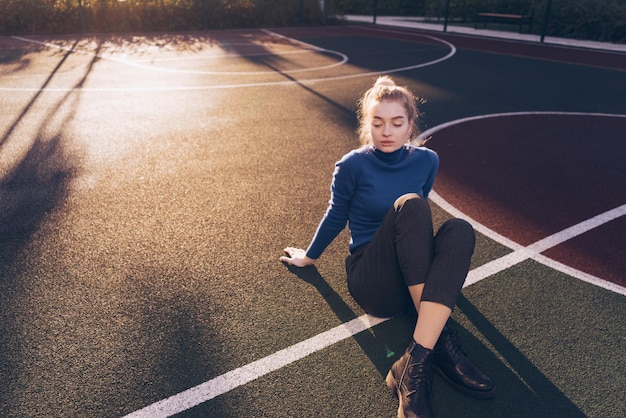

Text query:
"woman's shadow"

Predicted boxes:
[[284, 264, 586, 417], [284, 263, 423, 375]]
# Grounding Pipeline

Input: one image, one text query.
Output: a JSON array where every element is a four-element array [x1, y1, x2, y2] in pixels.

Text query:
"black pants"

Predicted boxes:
[[345, 196, 475, 318]]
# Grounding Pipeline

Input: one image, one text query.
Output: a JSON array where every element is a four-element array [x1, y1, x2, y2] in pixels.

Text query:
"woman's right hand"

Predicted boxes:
[[280, 247, 316, 267]]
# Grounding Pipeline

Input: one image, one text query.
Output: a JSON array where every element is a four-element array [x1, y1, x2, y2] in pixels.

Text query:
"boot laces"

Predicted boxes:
[[441, 328, 465, 361], [408, 360, 431, 383], [402, 356, 432, 395]]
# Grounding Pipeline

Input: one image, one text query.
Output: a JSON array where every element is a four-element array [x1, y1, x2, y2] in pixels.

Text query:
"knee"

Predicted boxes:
[[394, 193, 422, 211], [441, 218, 476, 247]]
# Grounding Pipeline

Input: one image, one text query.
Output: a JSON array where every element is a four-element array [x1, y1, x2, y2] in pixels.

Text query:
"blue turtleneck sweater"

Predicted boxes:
[[306, 144, 439, 259]]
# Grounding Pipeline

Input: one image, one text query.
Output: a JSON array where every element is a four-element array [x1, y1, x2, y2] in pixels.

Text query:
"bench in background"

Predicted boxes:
[[474, 9, 534, 34]]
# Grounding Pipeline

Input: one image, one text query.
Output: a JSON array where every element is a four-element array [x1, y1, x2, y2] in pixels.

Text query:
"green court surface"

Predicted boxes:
[[1, 25, 625, 417]]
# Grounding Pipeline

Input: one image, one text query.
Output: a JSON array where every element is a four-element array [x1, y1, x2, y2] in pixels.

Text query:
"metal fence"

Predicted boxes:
[[339, 0, 626, 44], [1, 0, 624, 44]]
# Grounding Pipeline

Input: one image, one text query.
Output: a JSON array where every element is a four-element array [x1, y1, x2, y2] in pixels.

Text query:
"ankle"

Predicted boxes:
[[412, 337, 436, 351], [408, 341, 434, 360]]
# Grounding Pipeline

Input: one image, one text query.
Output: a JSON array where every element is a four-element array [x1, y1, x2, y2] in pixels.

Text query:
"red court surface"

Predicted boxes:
[[425, 113, 626, 287]]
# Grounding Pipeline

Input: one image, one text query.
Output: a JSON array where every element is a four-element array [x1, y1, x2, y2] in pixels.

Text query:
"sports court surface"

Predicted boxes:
[[1, 23, 625, 417]]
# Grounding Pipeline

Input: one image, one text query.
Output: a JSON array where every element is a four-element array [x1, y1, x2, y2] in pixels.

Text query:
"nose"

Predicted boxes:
[[383, 123, 392, 136]]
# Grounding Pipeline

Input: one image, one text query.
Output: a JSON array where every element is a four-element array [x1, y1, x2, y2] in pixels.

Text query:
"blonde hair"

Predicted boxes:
[[356, 76, 425, 146]]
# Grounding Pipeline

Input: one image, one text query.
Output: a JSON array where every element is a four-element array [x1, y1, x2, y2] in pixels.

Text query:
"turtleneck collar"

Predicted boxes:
[[373, 145, 408, 164]]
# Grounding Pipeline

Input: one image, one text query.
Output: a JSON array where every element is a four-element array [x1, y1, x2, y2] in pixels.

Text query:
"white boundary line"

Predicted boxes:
[[133, 48, 330, 63], [438, 192, 626, 294], [123, 315, 388, 417], [418, 111, 626, 139], [433, 189, 626, 296], [123, 112, 626, 417], [1, 30, 455, 92], [422, 111, 626, 295], [10, 34, 350, 76]]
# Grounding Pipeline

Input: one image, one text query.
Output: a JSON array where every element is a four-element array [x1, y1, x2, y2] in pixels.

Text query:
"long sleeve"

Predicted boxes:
[[305, 152, 357, 259], [304, 145, 438, 259]]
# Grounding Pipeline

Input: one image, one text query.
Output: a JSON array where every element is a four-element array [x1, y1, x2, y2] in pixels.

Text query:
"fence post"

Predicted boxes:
[[373, 0, 378, 24], [540, 0, 553, 43], [30, 0, 36, 34], [443, 0, 451, 32], [78, 0, 86, 33], [201, 0, 208, 30]]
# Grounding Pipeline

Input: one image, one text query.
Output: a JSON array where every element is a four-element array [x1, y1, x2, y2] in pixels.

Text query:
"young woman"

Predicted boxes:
[[280, 76, 494, 417]]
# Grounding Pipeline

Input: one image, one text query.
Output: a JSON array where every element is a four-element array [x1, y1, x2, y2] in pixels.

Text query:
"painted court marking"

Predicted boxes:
[[123, 315, 388, 418], [421, 111, 626, 296], [430, 192, 626, 295], [2, 30, 455, 92], [10, 33, 349, 76]]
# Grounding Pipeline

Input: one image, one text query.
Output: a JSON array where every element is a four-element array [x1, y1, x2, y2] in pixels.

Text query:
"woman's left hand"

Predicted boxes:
[[280, 247, 316, 267]]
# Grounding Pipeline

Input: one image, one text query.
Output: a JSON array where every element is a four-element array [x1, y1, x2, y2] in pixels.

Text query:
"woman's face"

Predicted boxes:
[[369, 100, 411, 153]]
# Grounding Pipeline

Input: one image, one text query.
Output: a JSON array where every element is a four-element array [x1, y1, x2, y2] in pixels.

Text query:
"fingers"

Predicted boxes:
[[394, 192, 420, 211], [280, 255, 299, 266], [283, 247, 302, 257], [280, 247, 294, 264], [280, 247, 304, 265]]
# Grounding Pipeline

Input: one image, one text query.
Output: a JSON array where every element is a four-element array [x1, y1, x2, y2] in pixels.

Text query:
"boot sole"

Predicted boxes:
[[385, 370, 399, 398], [433, 365, 496, 399], [385, 371, 408, 418]]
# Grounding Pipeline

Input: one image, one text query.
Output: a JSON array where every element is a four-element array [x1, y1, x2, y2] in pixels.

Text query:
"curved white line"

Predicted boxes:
[[10, 34, 349, 76], [418, 111, 626, 141], [2, 32, 455, 92], [107, 50, 348, 75], [424, 111, 626, 296], [133, 48, 329, 63]]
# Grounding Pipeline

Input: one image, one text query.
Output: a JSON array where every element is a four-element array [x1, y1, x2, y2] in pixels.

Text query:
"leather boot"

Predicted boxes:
[[386, 341, 434, 418], [433, 323, 495, 399]]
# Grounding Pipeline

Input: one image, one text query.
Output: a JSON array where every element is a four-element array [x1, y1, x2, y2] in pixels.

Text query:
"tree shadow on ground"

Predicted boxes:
[[0, 38, 97, 261], [0, 38, 99, 416]]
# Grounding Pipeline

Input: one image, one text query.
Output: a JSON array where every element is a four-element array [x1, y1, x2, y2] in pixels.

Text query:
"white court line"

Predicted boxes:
[[429, 190, 626, 295], [421, 111, 626, 295], [418, 111, 626, 139], [123, 201, 625, 417], [3, 31, 455, 92], [123, 315, 388, 417], [10, 34, 349, 75], [133, 48, 331, 63]]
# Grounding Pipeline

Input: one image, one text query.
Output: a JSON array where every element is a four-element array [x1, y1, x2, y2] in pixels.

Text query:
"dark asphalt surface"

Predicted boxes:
[[1, 26, 625, 417]]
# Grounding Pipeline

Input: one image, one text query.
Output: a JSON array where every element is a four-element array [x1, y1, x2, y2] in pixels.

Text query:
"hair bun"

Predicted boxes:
[[375, 75, 396, 88]]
